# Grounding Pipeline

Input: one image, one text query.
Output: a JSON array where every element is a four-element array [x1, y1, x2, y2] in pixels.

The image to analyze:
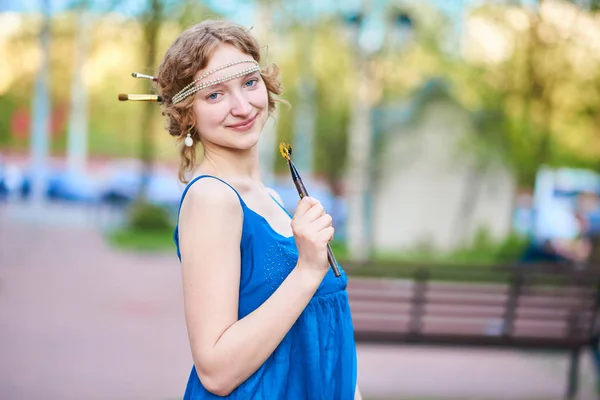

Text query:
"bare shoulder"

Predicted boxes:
[[178, 177, 244, 261], [180, 177, 242, 219], [266, 187, 284, 207]]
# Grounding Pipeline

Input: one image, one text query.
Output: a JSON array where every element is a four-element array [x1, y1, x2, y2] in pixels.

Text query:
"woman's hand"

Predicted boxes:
[[292, 196, 334, 277]]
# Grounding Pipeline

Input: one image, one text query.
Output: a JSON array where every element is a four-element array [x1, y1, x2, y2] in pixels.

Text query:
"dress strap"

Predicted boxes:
[[268, 192, 292, 218], [179, 175, 244, 208], [174, 175, 245, 260]]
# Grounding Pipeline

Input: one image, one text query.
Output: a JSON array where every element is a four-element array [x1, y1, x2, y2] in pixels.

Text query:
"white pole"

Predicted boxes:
[[29, 0, 52, 206], [66, 9, 91, 176]]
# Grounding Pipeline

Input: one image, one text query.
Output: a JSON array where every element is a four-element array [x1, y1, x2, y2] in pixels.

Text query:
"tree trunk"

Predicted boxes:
[[138, 0, 162, 200]]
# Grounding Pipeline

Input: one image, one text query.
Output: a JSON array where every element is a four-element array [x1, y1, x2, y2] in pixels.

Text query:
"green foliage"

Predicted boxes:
[[127, 201, 174, 232], [341, 230, 529, 283], [108, 201, 175, 252], [108, 227, 174, 252], [452, 3, 600, 186], [566, 0, 600, 11], [106, 200, 176, 252], [3, 2, 600, 190], [312, 23, 353, 183], [0, 96, 17, 146], [453, 227, 528, 264], [274, 22, 353, 183], [335, 227, 528, 269]]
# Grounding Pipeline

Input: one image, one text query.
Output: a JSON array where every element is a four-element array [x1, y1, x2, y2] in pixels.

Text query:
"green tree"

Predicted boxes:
[[137, 0, 164, 199], [455, 2, 600, 187], [135, 0, 220, 199], [565, 0, 600, 12]]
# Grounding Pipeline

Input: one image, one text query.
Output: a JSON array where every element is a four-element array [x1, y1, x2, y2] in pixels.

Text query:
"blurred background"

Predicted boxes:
[[2, 0, 600, 399]]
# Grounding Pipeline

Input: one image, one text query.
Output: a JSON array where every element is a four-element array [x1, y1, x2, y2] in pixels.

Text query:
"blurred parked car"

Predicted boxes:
[[98, 164, 184, 211], [16, 168, 100, 203]]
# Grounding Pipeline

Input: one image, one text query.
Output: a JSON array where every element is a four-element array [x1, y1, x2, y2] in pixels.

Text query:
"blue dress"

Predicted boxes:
[[174, 175, 357, 400]]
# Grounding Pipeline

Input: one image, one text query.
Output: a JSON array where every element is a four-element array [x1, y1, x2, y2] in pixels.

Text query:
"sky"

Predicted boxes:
[[0, 0, 542, 36], [0, 0, 507, 19]]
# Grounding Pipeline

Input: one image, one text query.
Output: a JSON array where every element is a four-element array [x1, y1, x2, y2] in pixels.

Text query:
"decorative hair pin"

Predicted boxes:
[[118, 94, 162, 102], [117, 71, 162, 103], [119, 61, 261, 105], [131, 72, 158, 81]]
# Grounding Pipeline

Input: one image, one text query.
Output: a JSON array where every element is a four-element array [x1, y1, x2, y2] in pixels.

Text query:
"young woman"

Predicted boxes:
[[156, 19, 361, 399]]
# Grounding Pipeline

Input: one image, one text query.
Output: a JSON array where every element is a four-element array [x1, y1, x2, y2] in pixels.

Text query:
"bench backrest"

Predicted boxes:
[[347, 267, 600, 348]]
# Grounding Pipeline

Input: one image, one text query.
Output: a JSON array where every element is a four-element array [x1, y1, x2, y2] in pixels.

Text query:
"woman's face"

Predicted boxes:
[[190, 43, 269, 152]]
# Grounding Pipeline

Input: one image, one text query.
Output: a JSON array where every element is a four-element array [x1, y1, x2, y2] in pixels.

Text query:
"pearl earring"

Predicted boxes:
[[184, 125, 194, 147]]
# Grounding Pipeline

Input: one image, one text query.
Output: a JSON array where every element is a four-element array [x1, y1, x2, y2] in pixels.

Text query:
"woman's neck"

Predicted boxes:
[[198, 146, 261, 182]]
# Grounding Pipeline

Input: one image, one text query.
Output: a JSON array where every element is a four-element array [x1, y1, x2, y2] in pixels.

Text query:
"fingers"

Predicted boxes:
[[294, 197, 324, 223], [311, 213, 333, 232], [294, 196, 319, 219], [292, 197, 333, 244], [303, 201, 325, 223], [318, 226, 335, 243]]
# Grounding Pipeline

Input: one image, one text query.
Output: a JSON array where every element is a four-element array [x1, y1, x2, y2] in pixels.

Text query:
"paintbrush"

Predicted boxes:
[[118, 94, 163, 103], [118, 72, 161, 103], [279, 142, 341, 278]]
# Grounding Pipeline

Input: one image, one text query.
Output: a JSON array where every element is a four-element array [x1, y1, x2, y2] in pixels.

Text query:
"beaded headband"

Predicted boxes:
[[171, 59, 261, 105]]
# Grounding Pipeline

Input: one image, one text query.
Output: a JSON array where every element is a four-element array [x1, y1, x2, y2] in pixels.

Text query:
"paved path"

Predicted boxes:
[[0, 203, 597, 400]]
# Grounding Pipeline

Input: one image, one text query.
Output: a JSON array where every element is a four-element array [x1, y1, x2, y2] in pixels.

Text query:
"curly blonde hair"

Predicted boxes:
[[156, 20, 283, 183]]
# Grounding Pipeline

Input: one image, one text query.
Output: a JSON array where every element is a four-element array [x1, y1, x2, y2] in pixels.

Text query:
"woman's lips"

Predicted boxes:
[[227, 114, 258, 132]]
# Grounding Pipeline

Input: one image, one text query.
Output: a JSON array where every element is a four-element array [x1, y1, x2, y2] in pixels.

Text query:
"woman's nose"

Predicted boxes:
[[230, 91, 252, 117]]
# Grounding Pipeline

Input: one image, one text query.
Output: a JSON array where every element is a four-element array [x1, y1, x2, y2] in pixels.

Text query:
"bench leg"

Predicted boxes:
[[567, 347, 581, 400]]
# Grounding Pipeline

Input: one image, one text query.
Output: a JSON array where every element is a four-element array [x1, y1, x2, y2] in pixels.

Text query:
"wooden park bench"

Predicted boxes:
[[346, 264, 600, 399]]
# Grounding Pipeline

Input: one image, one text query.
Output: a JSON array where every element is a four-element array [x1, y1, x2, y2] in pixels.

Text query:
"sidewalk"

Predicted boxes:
[[0, 205, 597, 400]]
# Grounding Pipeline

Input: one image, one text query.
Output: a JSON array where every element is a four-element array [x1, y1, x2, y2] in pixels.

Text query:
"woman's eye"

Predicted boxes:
[[245, 79, 258, 88], [207, 92, 220, 100]]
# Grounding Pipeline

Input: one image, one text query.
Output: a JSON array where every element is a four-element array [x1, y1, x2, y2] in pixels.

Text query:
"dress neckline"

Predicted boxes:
[[185, 174, 294, 239]]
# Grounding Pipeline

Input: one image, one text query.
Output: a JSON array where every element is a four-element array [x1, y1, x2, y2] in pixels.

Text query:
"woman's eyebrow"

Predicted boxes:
[[197, 71, 260, 92]]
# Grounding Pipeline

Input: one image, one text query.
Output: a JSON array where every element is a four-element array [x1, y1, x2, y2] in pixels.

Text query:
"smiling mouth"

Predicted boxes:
[[227, 113, 258, 129]]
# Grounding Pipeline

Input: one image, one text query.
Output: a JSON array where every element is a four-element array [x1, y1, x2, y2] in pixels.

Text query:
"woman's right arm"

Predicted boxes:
[[178, 179, 333, 396]]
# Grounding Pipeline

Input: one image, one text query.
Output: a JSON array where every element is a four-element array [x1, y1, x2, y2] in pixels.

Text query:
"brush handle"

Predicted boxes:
[[326, 245, 341, 278], [289, 161, 341, 278], [118, 94, 162, 102]]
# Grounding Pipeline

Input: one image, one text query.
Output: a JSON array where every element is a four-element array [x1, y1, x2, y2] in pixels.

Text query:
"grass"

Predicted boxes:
[[107, 227, 175, 253], [106, 227, 529, 283]]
